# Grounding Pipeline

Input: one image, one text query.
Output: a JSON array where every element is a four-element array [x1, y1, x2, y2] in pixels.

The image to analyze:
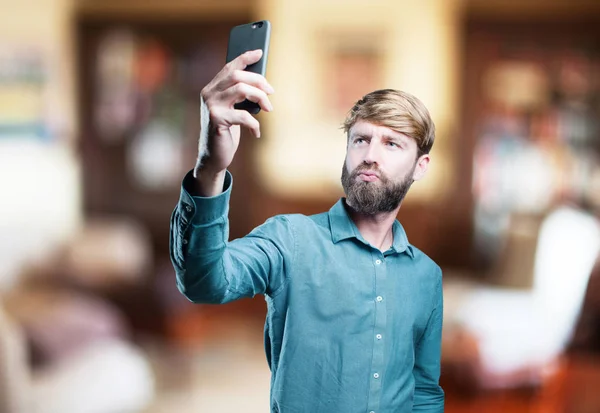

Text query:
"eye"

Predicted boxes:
[[353, 137, 365, 145], [386, 141, 400, 148]]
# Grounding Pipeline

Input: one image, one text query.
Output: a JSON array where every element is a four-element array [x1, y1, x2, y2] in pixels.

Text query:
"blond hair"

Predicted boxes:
[[342, 89, 435, 158]]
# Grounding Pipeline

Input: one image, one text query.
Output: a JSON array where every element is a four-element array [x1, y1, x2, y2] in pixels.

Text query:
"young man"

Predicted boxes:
[[170, 50, 444, 413]]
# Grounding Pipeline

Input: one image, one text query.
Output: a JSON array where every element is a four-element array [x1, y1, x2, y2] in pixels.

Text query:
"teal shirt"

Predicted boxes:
[[170, 171, 444, 413]]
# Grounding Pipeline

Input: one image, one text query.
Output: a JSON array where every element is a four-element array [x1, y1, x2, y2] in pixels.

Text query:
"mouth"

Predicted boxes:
[[357, 172, 380, 182]]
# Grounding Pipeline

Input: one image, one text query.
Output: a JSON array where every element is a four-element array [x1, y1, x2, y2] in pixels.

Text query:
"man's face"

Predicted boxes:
[[341, 120, 430, 214]]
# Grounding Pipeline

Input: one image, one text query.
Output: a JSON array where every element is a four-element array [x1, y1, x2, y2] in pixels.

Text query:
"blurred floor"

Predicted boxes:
[[141, 313, 271, 413]]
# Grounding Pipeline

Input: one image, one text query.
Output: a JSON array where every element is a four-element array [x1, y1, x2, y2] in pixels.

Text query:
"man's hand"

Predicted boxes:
[[193, 49, 274, 196]]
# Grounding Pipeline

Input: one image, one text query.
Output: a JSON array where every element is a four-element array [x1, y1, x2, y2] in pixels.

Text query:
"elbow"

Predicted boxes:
[[413, 383, 444, 411], [433, 386, 445, 405], [175, 267, 229, 304]]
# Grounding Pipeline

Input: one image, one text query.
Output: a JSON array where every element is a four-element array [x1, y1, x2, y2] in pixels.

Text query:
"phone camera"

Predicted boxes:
[[252, 22, 263, 29]]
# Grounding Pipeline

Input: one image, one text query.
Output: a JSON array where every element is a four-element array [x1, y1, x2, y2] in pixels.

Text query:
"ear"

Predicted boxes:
[[412, 154, 430, 181]]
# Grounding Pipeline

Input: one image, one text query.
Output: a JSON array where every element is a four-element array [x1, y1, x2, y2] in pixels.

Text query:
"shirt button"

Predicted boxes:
[[376, 296, 383, 302], [373, 373, 380, 379], [376, 334, 382, 340], [185, 205, 192, 212], [370, 411, 375, 413], [375, 259, 382, 265], [182, 239, 188, 245]]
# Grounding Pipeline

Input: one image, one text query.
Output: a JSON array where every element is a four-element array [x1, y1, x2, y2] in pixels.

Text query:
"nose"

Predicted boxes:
[[363, 140, 381, 165]]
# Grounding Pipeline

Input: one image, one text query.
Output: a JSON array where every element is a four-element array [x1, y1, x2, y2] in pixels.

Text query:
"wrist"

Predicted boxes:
[[193, 167, 226, 197]]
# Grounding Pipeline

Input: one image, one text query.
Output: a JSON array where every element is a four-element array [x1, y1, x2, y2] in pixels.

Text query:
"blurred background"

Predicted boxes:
[[2, 0, 600, 412]]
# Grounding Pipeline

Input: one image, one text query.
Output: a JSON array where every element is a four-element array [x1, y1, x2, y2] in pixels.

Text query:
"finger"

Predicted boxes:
[[217, 69, 274, 95], [226, 49, 263, 71], [222, 83, 273, 112], [239, 111, 261, 138], [215, 108, 261, 138]]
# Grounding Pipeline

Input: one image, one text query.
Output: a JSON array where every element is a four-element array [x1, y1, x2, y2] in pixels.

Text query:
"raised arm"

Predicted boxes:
[[170, 171, 294, 304], [170, 49, 285, 304]]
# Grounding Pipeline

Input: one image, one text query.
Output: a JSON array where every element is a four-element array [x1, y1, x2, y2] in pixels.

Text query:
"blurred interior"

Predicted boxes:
[[2, 0, 600, 412]]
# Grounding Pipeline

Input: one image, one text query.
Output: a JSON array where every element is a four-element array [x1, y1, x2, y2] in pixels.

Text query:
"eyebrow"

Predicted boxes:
[[352, 133, 407, 144], [386, 133, 411, 142]]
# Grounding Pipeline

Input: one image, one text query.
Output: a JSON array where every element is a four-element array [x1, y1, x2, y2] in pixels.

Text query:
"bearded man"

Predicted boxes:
[[170, 49, 444, 413]]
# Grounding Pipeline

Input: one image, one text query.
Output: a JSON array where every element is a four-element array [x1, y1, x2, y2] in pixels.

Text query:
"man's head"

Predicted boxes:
[[341, 89, 435, 215]]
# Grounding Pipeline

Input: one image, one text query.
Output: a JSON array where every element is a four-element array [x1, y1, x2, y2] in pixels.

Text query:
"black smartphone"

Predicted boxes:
[[226, 20, 271, 114]]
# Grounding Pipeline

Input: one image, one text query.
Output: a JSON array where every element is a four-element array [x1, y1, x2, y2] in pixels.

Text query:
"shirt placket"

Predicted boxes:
[[366, 250, 387, 413]]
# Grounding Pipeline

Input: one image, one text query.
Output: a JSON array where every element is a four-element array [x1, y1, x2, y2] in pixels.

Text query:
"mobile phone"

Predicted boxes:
[[226, 20, 271, 114]]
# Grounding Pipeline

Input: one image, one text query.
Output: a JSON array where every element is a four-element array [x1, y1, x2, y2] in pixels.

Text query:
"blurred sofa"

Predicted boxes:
[[442, 205, 600, 390], [0, 216, 156, 413]]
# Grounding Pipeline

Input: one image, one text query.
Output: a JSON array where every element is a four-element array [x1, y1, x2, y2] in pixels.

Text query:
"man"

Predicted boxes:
[[170, 49, 444, 412]]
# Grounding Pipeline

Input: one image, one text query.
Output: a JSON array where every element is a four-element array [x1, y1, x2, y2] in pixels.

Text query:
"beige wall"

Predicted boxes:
[[255, 0, 462, 203]]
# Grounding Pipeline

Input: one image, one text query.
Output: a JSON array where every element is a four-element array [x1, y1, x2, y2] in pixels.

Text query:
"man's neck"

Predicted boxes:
[[345, 202, 400, 252]]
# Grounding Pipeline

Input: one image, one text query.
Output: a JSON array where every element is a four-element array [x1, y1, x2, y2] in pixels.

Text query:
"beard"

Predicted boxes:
[[341, 161, 416, 215]]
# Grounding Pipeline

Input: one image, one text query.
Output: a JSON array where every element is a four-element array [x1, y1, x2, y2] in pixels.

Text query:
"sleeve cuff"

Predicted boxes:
[[180, 169, 233, 224]]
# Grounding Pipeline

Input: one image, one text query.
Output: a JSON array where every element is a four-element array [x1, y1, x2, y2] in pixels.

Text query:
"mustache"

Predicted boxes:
[[351, 163, 384, 180]]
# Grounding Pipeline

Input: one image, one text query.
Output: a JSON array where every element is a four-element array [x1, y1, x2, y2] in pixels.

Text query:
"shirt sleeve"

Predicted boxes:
[[412, 266, 444, 412], [170, 169, 295, 304]]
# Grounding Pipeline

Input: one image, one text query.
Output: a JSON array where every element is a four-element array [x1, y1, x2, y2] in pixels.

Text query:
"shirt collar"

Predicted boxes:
[[328, 199, 414, 258]]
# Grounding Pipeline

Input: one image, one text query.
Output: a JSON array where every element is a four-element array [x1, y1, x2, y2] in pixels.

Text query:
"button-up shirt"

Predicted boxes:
[[170, 170, 444, 413]]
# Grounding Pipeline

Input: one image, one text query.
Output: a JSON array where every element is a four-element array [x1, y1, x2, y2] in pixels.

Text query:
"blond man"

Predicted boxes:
[[170, 49, 444, 413]]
